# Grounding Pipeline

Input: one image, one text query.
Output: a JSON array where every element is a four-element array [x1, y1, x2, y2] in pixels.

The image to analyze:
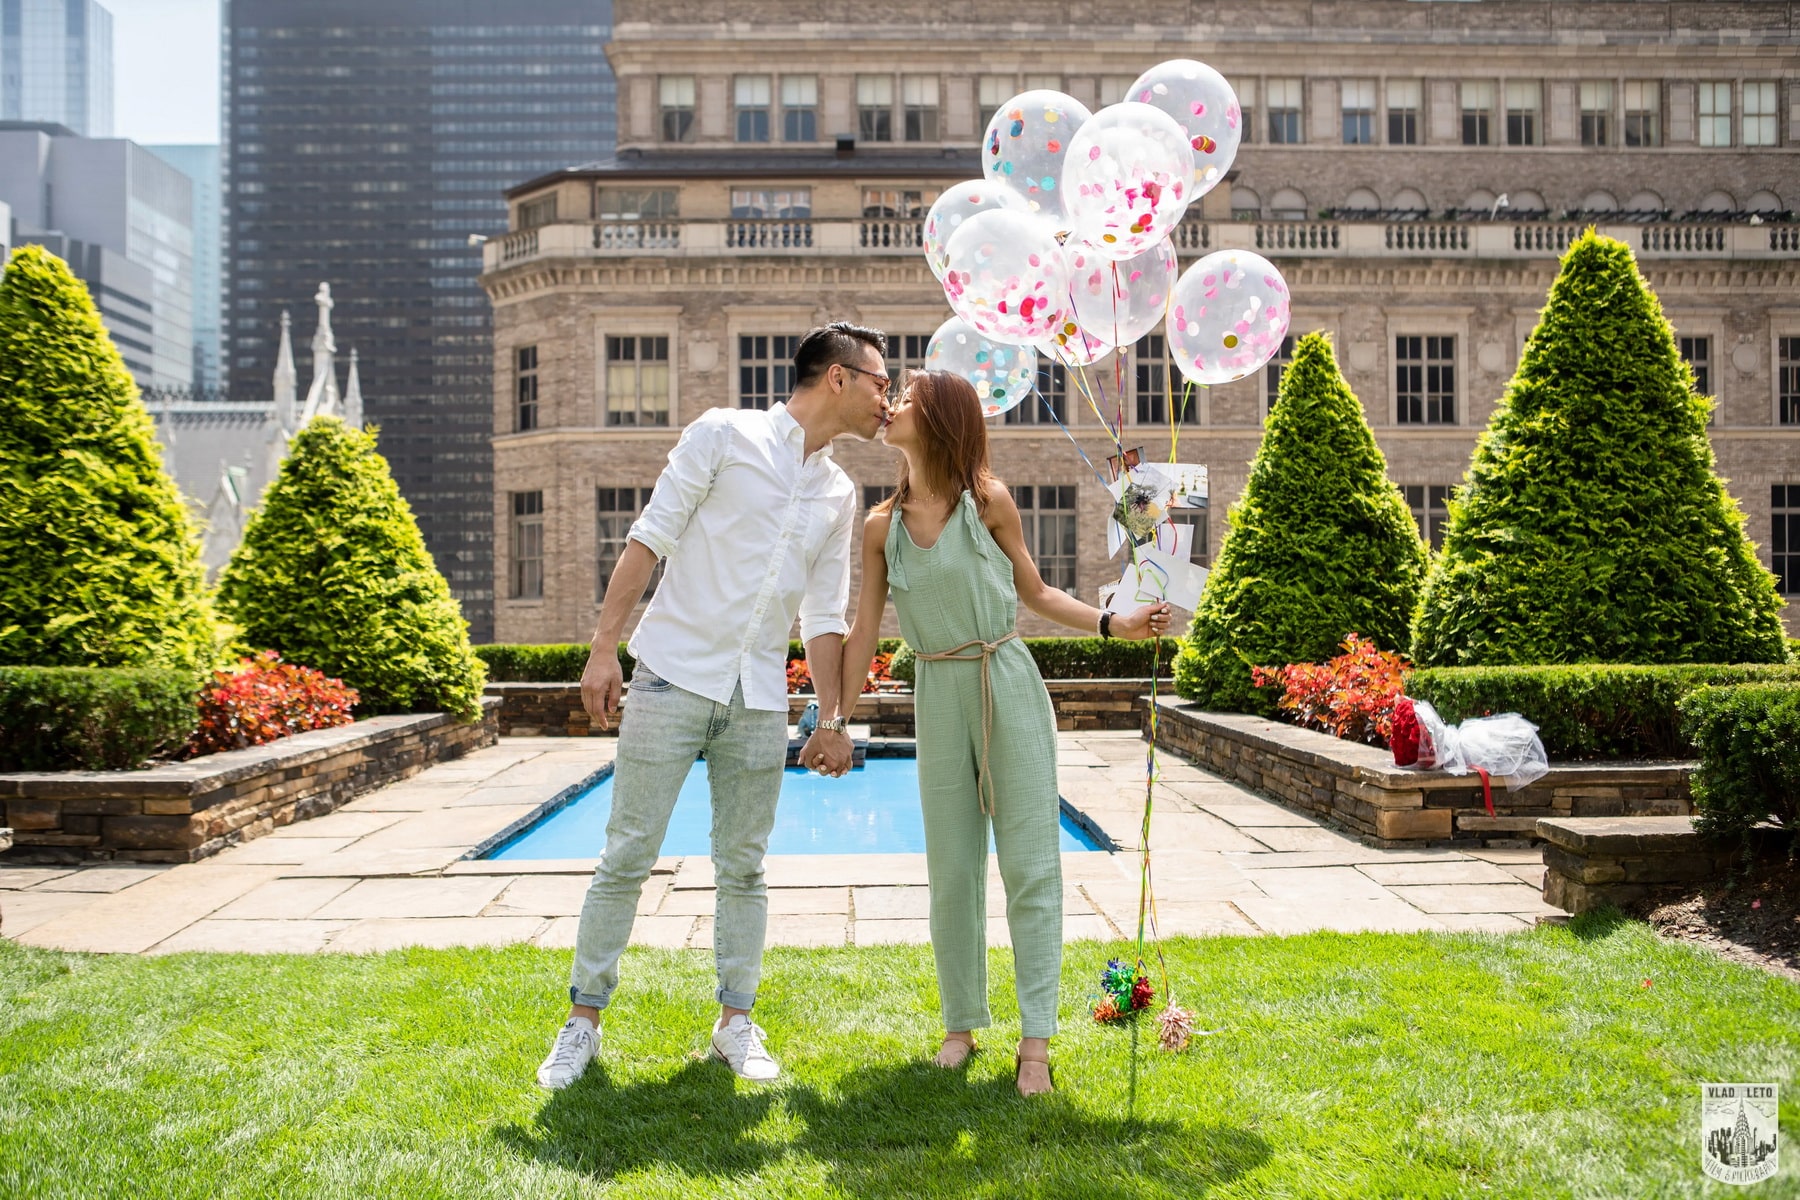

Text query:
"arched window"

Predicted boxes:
[[1581, 189, 1619, 212], [1696, 190, 1737, 213], [1230, 186, 1261, 219], [1625, 190, 1665, 214], [1390, 187, 1428, 214], [1464, 188, 1497, 212], [1746, 189, 1783, 213], [1344, 187, 1381, 212], [1269, 187, 1308, 220], [1509, 189, 1547, 214]]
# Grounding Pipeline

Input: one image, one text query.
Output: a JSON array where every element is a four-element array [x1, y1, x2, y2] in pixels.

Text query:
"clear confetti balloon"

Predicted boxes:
[[982, 90, 1093, 224], [1128, 59, 1242, 197], [925, 315, 1039, 419], [1063, 102, 1194, 261], [940, 209, 1071, 345], [922, 181, 1030, 283], [1058, 237, 1178, 350], [1168, 250, 1291, 387]]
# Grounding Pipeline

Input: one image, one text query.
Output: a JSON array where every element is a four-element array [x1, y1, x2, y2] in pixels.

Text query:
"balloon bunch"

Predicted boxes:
[[923, 60, 1292, 420]]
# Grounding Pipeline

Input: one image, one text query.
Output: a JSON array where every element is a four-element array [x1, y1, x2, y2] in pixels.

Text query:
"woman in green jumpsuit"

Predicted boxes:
[[833, 371, 1170, 1096]]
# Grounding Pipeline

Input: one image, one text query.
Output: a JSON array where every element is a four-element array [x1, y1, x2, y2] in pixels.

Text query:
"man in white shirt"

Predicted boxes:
[[537, 323, 891, 1088]]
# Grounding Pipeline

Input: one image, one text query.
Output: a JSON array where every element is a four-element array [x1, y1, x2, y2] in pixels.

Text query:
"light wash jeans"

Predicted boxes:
[[569, 662, 788, 1012]]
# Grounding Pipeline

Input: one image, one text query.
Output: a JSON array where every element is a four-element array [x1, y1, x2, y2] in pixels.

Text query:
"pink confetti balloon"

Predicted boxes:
[[922, 181, 1031, 283], [1128, 59, 1242, 198], [925, 315, 1039, 418], [981, 89, 1093, 225], [1168, 250, 1291, 387], [941, 209, 1071, 344], [1057, 237, 1178, 350], [1062, 103, 1194, 261]]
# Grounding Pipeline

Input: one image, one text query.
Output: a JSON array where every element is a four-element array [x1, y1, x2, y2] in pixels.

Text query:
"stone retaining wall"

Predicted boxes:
[[1535, 816, 1734, 913], [488, 679, 1168, 737], [1150, 698, 1693, 847], [0, 699, 499, 865]]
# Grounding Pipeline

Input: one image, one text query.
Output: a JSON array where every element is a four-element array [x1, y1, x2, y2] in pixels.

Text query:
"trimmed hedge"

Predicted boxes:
[[0, 666, 198, 771], [1680, 683, 1800, 839], [477, 638, 1169, 685], [1408, 662, 1800, 760]]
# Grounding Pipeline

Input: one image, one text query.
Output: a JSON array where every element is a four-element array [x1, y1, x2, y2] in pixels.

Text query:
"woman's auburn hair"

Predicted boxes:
[[876, 370, 999, 517]]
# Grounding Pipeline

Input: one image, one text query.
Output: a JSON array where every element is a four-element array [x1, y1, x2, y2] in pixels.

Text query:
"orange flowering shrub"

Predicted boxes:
[[184, 651, 358, 757], [1250, 633, 1411, 747], [785, 651, 895, 695]]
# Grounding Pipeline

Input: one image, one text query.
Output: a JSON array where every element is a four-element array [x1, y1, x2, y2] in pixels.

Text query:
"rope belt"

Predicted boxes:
[[914, 631, 1020, 816]]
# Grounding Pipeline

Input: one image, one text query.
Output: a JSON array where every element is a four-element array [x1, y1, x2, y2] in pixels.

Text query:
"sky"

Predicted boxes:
[[111, 0, 220, 145]]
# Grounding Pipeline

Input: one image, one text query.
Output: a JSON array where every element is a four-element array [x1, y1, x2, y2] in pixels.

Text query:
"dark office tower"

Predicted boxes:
[[223, 0, 615, 642]]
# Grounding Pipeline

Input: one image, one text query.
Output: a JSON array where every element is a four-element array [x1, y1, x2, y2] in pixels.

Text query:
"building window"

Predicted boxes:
[[863, 485, 895, 510], [1775, 485, 1799, 594], [1098, 75, 1136, 106], [1341, 79, 1375, 145], [739, 334, 799, 409], [1396, 335, 1455, 425], [514, 345, 539, 432], [1022, 73, 1061, 92], [597, 487, 661, 600], [1461, 81, 1494, 146], [782, 76, 818, 141], [1679, 336, 1711, 397], [902, 75, 940, 141], [730, 188, 811, 218], [597, 187, 679, 220], [1012, 485, 1078, 593], [1267, 78, 1303, 144], [1007, 359, 1067, 426], [1743, 81, 1778, 147], [659, 76, 696, 143], [978, 75, 1012, 130], [511, 491, 544, 600], [862, 188, 928, 218], [1234, 79, 1257, 145], [1386, 79, 1420, 145], [884, 333, 931, 382], [1698, 81, 1732, 148], [1265, 334, 1296, 413], [1134, 335, 1197, 425], [605, 336, 670, 427], [1623, 81, 1661, 147], [735, 75, 771, 143], [857, 75, 893, 143], [1403, 485, 1453, 550], [1505, 80, 1540, 146], [518, 195, 557, 230], [1579, 81, 1612, 147], [1781, 337, 1800, 426]]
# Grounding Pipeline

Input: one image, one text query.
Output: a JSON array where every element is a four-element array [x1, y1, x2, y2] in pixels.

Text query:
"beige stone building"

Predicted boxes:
[[480, 0, 1800, 645]]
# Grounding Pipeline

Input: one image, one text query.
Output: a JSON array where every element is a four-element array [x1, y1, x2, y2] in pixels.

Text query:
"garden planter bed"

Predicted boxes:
[[1149, 697, 1693, 847], [486, 679, 1170, 738], [0, 698, 498, 864], [1534, 816, 1735, 914]]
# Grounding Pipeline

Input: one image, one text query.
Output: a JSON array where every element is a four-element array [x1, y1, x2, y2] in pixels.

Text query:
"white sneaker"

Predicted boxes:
[[710, 1015, 780, 1082], [536, 1016, 599, 1089]]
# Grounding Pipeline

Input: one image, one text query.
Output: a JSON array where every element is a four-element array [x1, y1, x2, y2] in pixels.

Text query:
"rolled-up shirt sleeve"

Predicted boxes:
[[627, 411, 729, 560], [799, 488, 857, 643]]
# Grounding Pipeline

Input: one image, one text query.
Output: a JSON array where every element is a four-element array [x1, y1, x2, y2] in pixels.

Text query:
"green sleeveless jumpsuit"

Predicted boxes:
[[887, 490, 1063, 1039]]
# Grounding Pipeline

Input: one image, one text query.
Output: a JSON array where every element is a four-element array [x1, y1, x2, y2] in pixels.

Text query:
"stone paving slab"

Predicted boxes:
[[853, 885, 930, 920], [1433, 913, 1533, 933], [1198, 803, 1321, 828], [853, 918, 931, 945], [1, 890, 97, 937], [314, 876, 513, 920], [268, 812, 404, 839], [327, 917, 548, 953], [1239, 826, 1366, 854], [17, 865, 284, 953], [1234, 896, 1449, 935], [0, 866, 77, 889], [213, 837, 360, 866], [213, 877, 357, 920], [1357, 860, 1524, 887], [1385, 883, 1564, 917], [153, 918, 354, 954], [350, 806, 542, 851], [1147, 902, 1262, 937], [283, 846, 469, 878], [30, 865, 171, 893]]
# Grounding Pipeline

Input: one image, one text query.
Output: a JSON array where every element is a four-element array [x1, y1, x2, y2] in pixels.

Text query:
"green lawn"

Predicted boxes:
[[2, 917, 1796, 1199]]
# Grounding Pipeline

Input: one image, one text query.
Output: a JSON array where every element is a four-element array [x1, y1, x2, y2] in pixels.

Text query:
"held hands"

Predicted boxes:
[[579, 648, 625, 731], [1108, 601, 1174, 641], [800, 728, 854, 778]]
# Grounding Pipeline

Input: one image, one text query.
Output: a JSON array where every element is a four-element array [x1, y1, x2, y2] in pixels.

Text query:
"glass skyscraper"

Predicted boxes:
[[0, 0, 113, 136], [223, 0, 616, 642]]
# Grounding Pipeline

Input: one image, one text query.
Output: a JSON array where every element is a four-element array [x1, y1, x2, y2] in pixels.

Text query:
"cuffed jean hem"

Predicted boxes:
[[943, 1012, 993, 1034], [716, 987, 757, 1010], [570, 986, 612, 1009]]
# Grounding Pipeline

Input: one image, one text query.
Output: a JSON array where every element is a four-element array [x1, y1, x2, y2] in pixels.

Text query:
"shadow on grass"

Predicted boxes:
[[496, 1056, 1269, 1195], [1567, 906, 1634, 941]]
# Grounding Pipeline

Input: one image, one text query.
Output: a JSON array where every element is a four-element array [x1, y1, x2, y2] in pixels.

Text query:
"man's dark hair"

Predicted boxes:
[[793, 322, 888, 388]]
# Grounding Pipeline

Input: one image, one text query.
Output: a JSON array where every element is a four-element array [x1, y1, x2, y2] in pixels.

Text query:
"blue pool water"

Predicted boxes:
[[485, 757, 1103, 859]]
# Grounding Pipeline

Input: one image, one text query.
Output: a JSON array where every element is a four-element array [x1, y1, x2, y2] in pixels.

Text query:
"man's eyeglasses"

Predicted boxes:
[[838, 363, 893, 396]]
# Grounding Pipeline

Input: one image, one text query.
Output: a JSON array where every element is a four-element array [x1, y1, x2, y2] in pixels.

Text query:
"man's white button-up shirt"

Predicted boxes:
[[626, 402, 857, 713]]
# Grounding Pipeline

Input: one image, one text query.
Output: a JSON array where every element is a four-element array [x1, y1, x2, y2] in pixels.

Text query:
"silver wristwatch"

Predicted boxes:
[[818, 716, 848, 734]]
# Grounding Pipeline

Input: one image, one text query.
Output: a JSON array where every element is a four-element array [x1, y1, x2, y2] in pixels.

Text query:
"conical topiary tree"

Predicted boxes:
[[1174, 332, 1428, 712], [1411, 232, 1787, 667], [216, 417, 486, 719], [0, 245, 217, 674]]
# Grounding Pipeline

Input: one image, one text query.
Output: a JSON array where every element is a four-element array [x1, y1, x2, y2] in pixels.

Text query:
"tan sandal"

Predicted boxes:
[[1015, 1051, 1055, 1097], [933, 1033, 977, 1068]]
